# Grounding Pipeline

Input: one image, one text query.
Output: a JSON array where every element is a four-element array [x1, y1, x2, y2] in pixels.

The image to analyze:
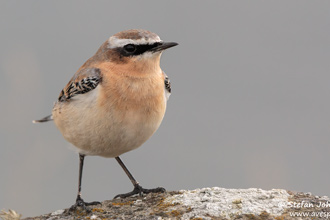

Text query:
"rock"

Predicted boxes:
[[50, 210, 64, 216], [16, 187, 330, 219]]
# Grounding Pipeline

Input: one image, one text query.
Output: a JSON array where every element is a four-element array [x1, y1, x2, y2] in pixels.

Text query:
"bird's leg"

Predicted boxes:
[[69, 154, 100, 212], [113, 156, 166, 199]]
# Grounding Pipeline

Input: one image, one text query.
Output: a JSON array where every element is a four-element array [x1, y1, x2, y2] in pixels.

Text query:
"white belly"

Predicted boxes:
[[53, 86, 166, 157]]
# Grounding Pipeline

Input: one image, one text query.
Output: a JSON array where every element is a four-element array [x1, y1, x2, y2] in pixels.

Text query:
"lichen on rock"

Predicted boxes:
[[12, 187, 330, 220]]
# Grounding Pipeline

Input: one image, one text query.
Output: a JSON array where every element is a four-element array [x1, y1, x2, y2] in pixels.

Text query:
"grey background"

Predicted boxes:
[[1, 0, 330, 217]]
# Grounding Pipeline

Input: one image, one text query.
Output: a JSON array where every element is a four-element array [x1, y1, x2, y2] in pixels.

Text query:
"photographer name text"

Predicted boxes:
[[288, 201, 330, 208]]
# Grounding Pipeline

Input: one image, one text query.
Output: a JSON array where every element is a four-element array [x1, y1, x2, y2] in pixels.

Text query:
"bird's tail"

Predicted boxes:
[[33, 115, 53, 123]]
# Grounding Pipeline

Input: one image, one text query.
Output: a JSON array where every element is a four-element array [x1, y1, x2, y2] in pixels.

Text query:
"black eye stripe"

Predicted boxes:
[[119, 42, 162, 56]]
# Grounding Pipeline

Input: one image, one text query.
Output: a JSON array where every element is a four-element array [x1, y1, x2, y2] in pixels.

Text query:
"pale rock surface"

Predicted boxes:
[[5, 187, 330, 220], [165, 187, 290, 219]]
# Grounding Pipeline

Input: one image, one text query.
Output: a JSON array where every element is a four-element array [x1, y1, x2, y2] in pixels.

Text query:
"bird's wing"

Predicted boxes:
[[163, 71, 171, 100], [33, 68, 102, 123], [58, 68, 102, 102]]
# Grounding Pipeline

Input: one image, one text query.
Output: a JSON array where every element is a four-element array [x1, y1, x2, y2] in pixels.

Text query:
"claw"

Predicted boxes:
[[69, 196, 101, 212], [114, 184, 166, 199]]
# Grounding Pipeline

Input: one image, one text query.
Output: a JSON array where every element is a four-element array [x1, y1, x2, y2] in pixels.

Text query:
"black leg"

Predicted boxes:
[[114, 156, 166, 199], [69, 154, 100, 212]]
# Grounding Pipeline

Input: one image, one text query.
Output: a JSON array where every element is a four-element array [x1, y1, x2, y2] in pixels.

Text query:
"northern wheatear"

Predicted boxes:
[[34, 29, 178, 211]]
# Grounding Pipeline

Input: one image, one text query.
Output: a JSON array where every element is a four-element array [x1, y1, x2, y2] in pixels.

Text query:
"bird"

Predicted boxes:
[[33, 29, 178, 211]]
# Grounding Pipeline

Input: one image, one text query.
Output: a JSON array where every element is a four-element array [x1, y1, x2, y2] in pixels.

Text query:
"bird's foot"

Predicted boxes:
[[69, 195, 101, 213], [114, 184, 166, 199]]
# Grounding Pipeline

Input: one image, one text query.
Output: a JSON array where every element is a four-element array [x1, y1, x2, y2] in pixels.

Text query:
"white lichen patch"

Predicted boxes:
[[165, 187, 290, 219], [50, 209, 64, 216], [90, 214, 99, 219]]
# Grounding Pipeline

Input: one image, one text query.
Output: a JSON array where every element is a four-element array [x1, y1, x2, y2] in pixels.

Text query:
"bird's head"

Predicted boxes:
[[93, 29, 178, 74]]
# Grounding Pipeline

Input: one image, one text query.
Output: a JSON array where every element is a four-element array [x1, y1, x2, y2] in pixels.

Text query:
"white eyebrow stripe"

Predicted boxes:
[[108, 36, 162, 48]]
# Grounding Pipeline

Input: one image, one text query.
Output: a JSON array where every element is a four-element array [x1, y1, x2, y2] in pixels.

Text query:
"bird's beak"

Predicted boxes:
[[150, 42, 178, 52]]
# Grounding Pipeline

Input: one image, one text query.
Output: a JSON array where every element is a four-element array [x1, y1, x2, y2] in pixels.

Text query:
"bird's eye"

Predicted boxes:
[[124, 44, 136, 53]]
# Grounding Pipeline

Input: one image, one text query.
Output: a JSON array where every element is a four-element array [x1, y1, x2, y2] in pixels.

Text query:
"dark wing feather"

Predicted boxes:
[[58, 68, 102, 102], [164, 73, 171, 94], [33, 68, 102, 123], [163, 72, 171, 100]]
